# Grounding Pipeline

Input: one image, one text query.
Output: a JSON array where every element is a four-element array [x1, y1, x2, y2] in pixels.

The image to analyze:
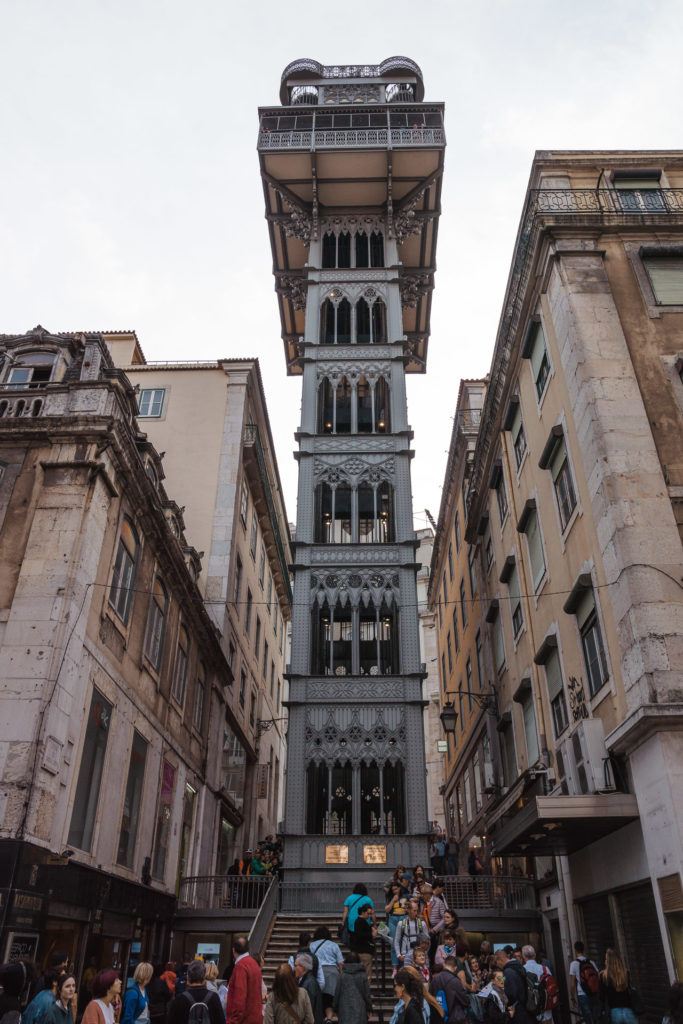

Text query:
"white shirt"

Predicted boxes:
[[94, 1001, 115, 1024], [525, 959, 552, 1021], [570, 957, 598, 999]]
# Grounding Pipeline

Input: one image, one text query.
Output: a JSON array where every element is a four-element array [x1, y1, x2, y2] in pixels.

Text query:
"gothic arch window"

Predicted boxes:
[[306, 760, 352, 834], [318, 376, 352, 434], [370, 231, 385, 268], [361, 761, 382, 833], [320, 296, 352, 345], [322, 232, 336, 269], [312, 601, 353, 676], [355, 230, 369, 268], [358, 481, 395, 544], [383, 761, 406, 834], [320, 299, 335, 344], [356, 298, 371, 344], [355, 297, 387, 345], [358, 598, 399, 676], [337, 231, 351, 269], [321, 231, 352, 269], [375, 376, 390, 431], [306, 761, 328, 833], [337, 298, 351, 343], [357, 376, 373, 434], [315, 482, 353, 544], [372, 298, 387, 343]]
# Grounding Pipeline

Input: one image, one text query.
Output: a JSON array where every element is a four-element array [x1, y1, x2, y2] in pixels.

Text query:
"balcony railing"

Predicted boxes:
[[258, 127, 445, 152], [243, 423, 292, 603], [177, 874, 271, 910], [441, 874, 536, 911], [531, 186, 683, 216]]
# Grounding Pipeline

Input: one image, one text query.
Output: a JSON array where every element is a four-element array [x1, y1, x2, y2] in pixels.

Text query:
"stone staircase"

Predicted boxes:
[[262, 913, 396, 1022]]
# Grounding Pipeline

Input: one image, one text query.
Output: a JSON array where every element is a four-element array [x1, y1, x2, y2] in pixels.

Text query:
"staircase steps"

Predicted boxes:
[[262, 913, 396, 1022]]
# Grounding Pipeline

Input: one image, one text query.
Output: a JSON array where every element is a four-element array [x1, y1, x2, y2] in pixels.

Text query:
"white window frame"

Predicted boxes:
[[524, 507, 547, 592], [138, 388, 166, 418]]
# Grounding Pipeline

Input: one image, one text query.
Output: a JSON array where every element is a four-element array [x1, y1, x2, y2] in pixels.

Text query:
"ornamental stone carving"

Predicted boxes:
[[316, 345, 396, 362], [304, 679, 403, 701], [315, 361, 391, 385], [311, 546, 399, 565], [399, 272, 434, 308], [318, 269, 390, 283], [278, 275, 308, 310], [320, 214, 385, 235], [305, 706, 406, 765], [320, 282, 388, 304], [312, 436, 398, 453], [310, 567, 400, 608], [394, 188, 435, 242], [313, 454, 395, 485]]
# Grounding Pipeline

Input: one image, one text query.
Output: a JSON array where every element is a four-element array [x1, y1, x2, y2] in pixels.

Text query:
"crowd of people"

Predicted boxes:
[[1, 864, 680, 1024], [227, 836, 283, 879]]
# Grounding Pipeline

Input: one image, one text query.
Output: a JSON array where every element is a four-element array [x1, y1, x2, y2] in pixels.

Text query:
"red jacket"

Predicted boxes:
[[226, 955, 263, 1024]]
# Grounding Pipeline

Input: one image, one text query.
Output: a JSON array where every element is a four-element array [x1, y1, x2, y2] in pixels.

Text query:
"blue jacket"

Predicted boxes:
[[23, 990, 57, 1024], [121, 986, 149, 1024]]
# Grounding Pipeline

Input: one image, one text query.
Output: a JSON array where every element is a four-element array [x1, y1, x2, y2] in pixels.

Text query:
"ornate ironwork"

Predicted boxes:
[[399, 272, 434, 308], [258, 127, 445, 151], [280, 56, 423, 83]]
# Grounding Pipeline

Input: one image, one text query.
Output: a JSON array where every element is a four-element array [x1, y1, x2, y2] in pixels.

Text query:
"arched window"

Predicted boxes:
[[336, 377, 352, 433], [357, 376, 373, 434], [337, 232, 351, 269], [317, 377, 352, 434], [315, 483, 352, 544], [172, 625, 190, 706], [370, 231, 385, 268], [356, 298, 371, 344], [320, 299, 335, 344], [318, 378, 334, 433], [312, 602, 353, 676], [359, 599, 398, 676], [329, 760, 353, 834], [361, 761, 382, 834], [383, 761, 406, 834], [372, 299, 387, 343], [109, 517, 139, 624], [306, 762, 328, 833], [337, 298, 351, 344], [6, 351, 57, 389], [322, 232, 336, 269], [375, 376, 391, 431], [377, 481, 394, 542], [143, 576, 167, 670], [355, 231, 369, 268]]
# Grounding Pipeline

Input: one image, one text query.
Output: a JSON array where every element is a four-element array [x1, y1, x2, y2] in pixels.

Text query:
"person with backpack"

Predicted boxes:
[[309, 927, 344, 1021], [503, 949, 537, 1024], [340, 885, 373, 945], [333, 953, 373, 1024], [0, 961, 33, 1024], [263, 964, 314, 1024], [294, 956, 323, 1024], [429, 955, 470, 1023], [395, 900, 430, 968], [146, 965, 172, 1024], [477, 969, 511, 1024], [167, 961, 223, 1024], [287, 934, 324, 989], [522, 946, 558, 1023], [570, 941, 600, 1024]]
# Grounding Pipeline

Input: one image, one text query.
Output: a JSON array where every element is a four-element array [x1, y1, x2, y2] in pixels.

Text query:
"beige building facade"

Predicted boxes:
[[0, 326, 240, 971], [432, 153, 683, 1011], [415, 527, 446, 835], [107, 343, 292, 849]]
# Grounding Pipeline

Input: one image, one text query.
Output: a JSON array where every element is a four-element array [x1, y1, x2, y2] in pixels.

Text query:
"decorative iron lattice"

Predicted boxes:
[[258, 128, 446, 151], [310, 567, 400, 609], [305, 706, 406, 765]]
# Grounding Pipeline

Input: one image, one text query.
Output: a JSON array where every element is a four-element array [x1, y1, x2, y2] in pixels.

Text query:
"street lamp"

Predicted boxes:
[[439, 689, 499, 735], [439, 701, 458, 734]]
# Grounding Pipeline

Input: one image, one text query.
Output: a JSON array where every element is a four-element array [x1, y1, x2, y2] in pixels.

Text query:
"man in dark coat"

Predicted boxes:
[[295, 954, 323, 1024], [430, 956, 471, 1021], [167, 961, 223, 1024], [503, 953, 535, 1024]]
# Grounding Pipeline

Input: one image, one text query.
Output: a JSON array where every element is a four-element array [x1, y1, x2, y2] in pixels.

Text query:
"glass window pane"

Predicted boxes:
[[152, 760, 176, 880], [117, 731, 148, 867], [68, 690, 113, 852]]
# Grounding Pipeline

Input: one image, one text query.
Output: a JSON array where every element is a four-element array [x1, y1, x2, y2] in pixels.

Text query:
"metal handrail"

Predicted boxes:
[[258, 127, 446, 151], [248, 876, 279, 957], [177, 874, 271, 910]]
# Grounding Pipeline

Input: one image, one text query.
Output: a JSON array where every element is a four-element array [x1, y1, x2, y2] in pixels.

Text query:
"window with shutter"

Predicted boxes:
[[510, 405, 527, 468], [521, 691, 540, 765], [544, 648, 569, 737], [525, 510, 546, 589], [508, 563, 523, 638], [493, 613, 505, 672], [549, 437, 577, 530], [614, 173, 665, 212], [576, 589, 610, 696], [529, 324, 551, 399], [643, 255, 683, 305]]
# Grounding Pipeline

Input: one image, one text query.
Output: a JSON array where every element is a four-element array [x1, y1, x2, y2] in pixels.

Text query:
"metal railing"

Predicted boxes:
[[243, 423, 292, 603], [248, 876, 279, 957], [258, 127, 445, 151], [280, 881, 388, 914], [177, 874, 271, 910], [441, 874, 536, 911]]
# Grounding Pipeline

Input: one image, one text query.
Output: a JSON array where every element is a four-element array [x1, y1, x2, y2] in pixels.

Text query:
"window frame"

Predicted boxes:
[[138, 388, 166, 418], [143, 575, 168, 671], [171, 624, 190, 707], [193, 662, 206, 733], [108, 517, 139, 626], [240, 480, 249, 526]]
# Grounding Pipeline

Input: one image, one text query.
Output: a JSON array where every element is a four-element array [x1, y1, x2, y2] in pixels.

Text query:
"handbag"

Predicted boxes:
[[338, 894, 364, 945]]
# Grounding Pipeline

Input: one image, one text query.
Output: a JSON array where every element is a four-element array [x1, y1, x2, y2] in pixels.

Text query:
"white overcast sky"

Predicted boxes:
[[2, 0, 683, 532]]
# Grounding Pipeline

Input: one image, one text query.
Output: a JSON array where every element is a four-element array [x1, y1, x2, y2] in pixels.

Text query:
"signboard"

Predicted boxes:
[[437, 740, 448, 753], [255, 764, 269, 800], [325, 844, 349, 864], [197, 943, 220, 957], [5, 932, 39, 963], [363, 844, 387, 865]]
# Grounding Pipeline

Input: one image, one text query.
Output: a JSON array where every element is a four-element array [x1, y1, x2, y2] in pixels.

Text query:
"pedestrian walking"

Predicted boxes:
[[340, 884, 373, 944], [503, 948, 536, 1024], [45, 974, 77, 1024], [333, 954, 372, 1024], [22, 972, 60, 1024], [309, 927, 343, 1021], [394, 900, 429, 968], [392, 968, 426, 1024], [599, 949, 643, 1024], [570, 941, 600, 1024], [478, 969, 510, 1024], [263, 965, 313, 1024], [294, 956, 323, 1024], [522, 945, 556, 1024], [81, 971, 122, 1024], [429, 956, 470, 1023], [385, 883, 409, 968], [349, 904, 377, 982], [167, 960, 223, 1024], [226, 937, 263, 1024], [146, 966, 172, 1024], [287, 933, 324, 989], [121, 963, 153, 1024]]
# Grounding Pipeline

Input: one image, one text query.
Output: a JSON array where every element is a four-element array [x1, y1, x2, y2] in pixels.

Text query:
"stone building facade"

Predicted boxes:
[[107, 342, 292, 852], [0, 326, 239, 972], [431, 153, 683, 1011], [257, 57, 446, 881], [415, 527, 446, 835]]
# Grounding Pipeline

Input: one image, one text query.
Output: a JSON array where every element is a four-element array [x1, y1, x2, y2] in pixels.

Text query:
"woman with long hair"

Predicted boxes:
[[121, 963, 153, 1024], [45, 974, 77, 1024], [393, 967, 432, 1024], [600, 949, 639, 1024], [81, 971, 122, 1024], [263, 964, 314, 1024]]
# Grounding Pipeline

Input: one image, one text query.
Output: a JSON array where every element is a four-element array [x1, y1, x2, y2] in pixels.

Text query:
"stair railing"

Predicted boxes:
[[248, 876, 279, 959]]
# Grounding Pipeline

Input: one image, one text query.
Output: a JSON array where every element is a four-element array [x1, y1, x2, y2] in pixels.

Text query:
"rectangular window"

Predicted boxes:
[[68, 689, 113, 852], [464, 768, 473, 821], [448, 543, 455, 581], [138, 388, 165, 418], [452, 608, 460, 652], [441, 653, 447, 689], [493, 612, 505, 673], [545, 648, 569, 737], [266, 574, 272, 612], [473, 751, 483, 811], [245, 589, 253, 633], [614, 173, 665, 213], [250, 511, 258, 559], [447, 632, 453, 673], [509, 563, 523, 638], [258, 546, 266, 588], [239, 668, 247, 707], [496, 476, 508, 524], [577, 590, 609, 696], [108, 523, 138, 624], [152, 759, 176, 880], [500, 723, 516, 787], [276, 678, 281, 709], [279, 613, 284, 652], [468, 546, 478, 597], [270, 660, 275, 698], [510, 404, 527, 469], [460, 580, 467, 628], [475, 631, 483, 688], [442, 573, 448, 607], [529, 323, 551, 399], [466, 657, 473, 698], [171, 626, 189, 706], [458, 685, 464, 732], [193, 662, 206, 733], [222, 726, 247, 811], [521, 691, 540, 765], [485, 534, 494, 570], [525, 509, 546, 589], [233, 555, 243, 606], [117, 730, 148, 867], [240, 480, 249, 526], [143, 579, 167, 670], [263, 640, 269, 680], [550, 437, 577, 531], [228, 640, 236, 669], [254, 617, 261, 660], [643, 254, 683, 304], [454, 512, 462, 552], [249, 691, 257, 728]]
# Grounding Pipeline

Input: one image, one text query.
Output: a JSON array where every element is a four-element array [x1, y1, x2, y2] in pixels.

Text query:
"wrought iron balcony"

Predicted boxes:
[[178, 874, 271, 910], [530, 186, 683, 216], [258, 126, 445, 152]]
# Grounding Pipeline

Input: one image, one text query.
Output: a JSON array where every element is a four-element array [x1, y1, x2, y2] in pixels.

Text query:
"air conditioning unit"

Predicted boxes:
[[558, 718, 614, 795]]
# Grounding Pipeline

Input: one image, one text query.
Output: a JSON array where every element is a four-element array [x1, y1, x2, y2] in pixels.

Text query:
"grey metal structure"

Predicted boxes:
[[258, 58, 446, 881]]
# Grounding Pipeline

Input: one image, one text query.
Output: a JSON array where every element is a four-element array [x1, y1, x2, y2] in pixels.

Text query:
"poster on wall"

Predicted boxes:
[[5, 932, 39, 963]]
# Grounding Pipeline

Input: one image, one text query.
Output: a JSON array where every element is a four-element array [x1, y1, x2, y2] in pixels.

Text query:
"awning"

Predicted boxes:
[[491, 792, 640, 856]]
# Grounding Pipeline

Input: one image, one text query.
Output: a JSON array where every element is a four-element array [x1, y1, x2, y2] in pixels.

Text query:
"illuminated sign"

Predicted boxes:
[[325, 844, 349, 864]]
